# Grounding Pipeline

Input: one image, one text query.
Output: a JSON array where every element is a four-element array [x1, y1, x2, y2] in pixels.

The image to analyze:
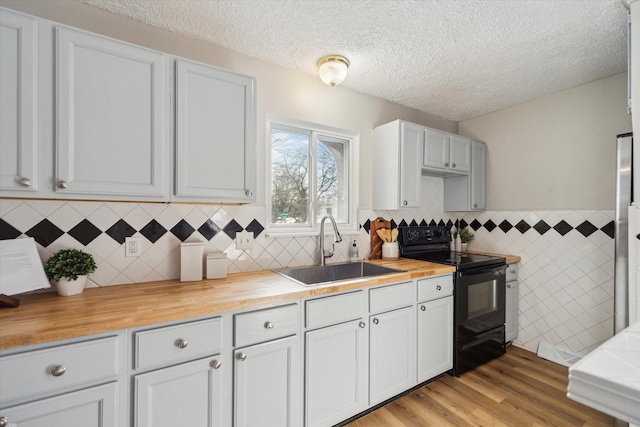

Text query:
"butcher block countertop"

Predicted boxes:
[[0, 254, 520, 351]]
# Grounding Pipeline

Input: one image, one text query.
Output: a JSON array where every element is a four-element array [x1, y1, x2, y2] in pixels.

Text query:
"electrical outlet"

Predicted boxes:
[[236, 231, 254, 250], [125, 237, 141, 257]]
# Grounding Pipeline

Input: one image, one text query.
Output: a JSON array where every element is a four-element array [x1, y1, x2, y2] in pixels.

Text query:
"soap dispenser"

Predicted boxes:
[[350, 240, 359, 262]]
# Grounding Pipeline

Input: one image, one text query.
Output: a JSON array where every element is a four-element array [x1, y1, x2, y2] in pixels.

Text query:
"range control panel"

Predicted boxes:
[[398, 226, 451, 247]]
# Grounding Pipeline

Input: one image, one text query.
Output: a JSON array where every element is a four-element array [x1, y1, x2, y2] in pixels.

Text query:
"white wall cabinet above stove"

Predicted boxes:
[[423, 129, 471, 176], [444, 140, 487, 211]]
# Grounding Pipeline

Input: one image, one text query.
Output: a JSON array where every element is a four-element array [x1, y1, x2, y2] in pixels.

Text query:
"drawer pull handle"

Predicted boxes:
[[0, 416, 7, 427], [57, 180, 68, 189], [52, 365, 66, 377], [210, 359, 222, 369], [436, 285, 441, 291], [373, 318, 379, 325], [176, 339, 189, 349], [359, 321, 366, 328], [264, 321, 274, 330], [421, 305, 426, 311], [237, 352, 247, 361]]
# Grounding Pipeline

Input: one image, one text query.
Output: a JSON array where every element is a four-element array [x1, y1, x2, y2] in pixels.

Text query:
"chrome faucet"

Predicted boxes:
[[319, 215, 342, 266]]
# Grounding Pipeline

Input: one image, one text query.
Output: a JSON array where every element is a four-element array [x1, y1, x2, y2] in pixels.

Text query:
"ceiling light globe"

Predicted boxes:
[[317, 55, 350, 87]]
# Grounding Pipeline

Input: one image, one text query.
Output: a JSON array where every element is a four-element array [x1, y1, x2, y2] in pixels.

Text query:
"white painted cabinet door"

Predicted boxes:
[[56, 27, 169, 199], [305, 320, 367, 427], [505, 281, 519, 342], [174, 58, 256, 203], [399, 121, 423, 208], [449, 135, 471, 173], [424, 128, 449, 170], [234, 335, 301, 427], [369, 306, 416, 406], [470, 140, 487, 210], [0, 382, 117, 427], [0, 9, 37, 193], [134, 356, 223, 427], [417, 296, 453, 382]]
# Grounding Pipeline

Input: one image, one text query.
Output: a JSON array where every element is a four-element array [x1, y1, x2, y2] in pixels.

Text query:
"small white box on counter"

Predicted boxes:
[[206, 252, 227, 279], [180, 240, 204, 282]]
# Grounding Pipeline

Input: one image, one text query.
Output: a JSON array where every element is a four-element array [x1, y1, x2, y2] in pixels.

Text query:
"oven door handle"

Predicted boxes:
[[458, 265, 506, 278], [459, 327, 504, 351]]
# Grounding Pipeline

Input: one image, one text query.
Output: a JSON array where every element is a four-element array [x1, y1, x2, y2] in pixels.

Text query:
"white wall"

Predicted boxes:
[[459, 73, 631, 211], [1, 0, 456, 210]]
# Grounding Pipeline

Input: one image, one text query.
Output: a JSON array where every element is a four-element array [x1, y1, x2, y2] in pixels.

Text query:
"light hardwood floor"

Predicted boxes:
[[346, 345, 613, 427]]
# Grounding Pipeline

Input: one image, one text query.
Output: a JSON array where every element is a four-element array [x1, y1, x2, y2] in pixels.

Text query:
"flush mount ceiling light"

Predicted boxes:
[[317, 55, 350, 87]]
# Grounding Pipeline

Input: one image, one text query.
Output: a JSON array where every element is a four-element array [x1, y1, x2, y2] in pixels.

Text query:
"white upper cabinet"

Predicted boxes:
[[174, 58, 256, 203], [372, 120, 423, 210], [0, 9, 37, 193], [424, 129, 471, 176], [470, 140, 487, 210], [55, 27, 170, 199]]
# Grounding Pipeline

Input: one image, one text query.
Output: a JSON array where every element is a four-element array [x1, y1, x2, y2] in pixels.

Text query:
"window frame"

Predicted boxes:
[[266, 114, 359, 237]]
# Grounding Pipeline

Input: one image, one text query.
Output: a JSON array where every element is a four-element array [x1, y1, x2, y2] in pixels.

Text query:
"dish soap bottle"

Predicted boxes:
[[454, 231, 462, 252], [350, 240, 359, 262]]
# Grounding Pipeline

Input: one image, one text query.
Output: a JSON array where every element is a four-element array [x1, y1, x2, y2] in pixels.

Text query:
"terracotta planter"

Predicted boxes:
[[55, 276, 87, 296]]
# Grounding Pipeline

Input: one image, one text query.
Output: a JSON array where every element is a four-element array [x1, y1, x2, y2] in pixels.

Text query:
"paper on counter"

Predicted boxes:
[[0, 238, 50, 295]]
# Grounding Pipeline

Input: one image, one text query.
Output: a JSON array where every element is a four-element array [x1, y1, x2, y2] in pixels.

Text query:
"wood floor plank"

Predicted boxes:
[[345, 346, 614, 427]]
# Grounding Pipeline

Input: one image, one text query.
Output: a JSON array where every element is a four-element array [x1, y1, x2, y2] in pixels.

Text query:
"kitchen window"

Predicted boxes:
[[266, 115, 359, 236]]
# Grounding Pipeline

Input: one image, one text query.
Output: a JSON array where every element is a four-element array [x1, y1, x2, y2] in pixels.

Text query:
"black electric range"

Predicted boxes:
[[398, 225, 507, 376]]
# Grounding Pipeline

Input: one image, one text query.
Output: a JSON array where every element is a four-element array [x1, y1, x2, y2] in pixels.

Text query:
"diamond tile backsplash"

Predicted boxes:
[[0, 183, 614, 357]]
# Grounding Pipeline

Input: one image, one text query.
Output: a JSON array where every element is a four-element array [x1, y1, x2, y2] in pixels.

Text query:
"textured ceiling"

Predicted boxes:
[[78, 0, 629, 122]]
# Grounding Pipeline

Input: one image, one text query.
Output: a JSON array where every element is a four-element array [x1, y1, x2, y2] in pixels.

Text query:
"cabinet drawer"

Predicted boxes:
[[506, 263, 518, 282], [418, 275, 453, 302], [235, 304, 298, 347], [0, 336, 119, 405], [369, 281, 415, 313], [135, 317, 222, 370], [306, 291, 365, 330]]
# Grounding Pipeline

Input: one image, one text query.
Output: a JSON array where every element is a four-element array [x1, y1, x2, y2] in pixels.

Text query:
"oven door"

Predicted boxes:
[[455, 265, 506, 342]]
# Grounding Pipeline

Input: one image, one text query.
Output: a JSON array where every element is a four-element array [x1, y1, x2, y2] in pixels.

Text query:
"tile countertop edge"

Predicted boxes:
[[0, 258, 458, 351]]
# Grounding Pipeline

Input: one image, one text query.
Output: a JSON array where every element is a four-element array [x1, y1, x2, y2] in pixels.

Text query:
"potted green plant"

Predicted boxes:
[[44, 249, 97, 296], [458, 228, 475, 251]]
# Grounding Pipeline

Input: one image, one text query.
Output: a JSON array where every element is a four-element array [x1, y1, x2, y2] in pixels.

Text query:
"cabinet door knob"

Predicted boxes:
[[57, 180, 68, 189], [452, 163, 456, 168], [420, 305, 426, 311], [264, 321, 274, 330], [359, 321, 366, 328], [0, 416, 8, 427], [52, 365, 66, 377], [444, 162, 449, 167], [176, 339, 188, 349], [372, 318, 379, 325], [245, 189, 253, 197], [403, 200, 408, 206], [436, 285, 441, 291], [237, 352, 247, 361], [510, 270, 516, 274], [507, 284, 511, 288], [210, 359, 222, 369], [474, 204, 478, 208], [18, 177, 31, 187]]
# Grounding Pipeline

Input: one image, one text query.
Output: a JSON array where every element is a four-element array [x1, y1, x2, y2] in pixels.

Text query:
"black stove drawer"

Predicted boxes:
[[454, 325, 505, 376]]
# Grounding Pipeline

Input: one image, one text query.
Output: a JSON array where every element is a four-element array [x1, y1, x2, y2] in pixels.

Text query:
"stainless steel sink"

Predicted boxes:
[[273, 262, 404, 287]]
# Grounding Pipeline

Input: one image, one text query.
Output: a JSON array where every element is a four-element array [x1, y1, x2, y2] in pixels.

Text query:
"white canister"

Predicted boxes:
[[382, 242, 399, 260], [206, 252, 227, 279], [180, 240, 204, 282]]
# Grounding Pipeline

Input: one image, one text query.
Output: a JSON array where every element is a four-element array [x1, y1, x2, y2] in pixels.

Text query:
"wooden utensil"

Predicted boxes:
[[391, 228, 399, 242]]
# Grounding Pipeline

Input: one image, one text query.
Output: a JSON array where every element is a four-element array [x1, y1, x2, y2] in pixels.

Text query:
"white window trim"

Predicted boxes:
[[266, 114, 359, 237]]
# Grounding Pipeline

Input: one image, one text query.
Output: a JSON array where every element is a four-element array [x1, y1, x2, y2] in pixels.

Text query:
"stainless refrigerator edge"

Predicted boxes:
[[615, 132, 632, 334]]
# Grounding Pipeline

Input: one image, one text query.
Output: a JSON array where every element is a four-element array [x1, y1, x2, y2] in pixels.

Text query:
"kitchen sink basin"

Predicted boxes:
[[273, 262, 404, 287]]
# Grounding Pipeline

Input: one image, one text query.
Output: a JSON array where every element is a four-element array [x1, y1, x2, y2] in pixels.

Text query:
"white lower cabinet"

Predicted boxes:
[[134, 356, 223, 427], [0, 382, 118, 427], [305, 320, 368, 427], [417, 296, 454, 382], [233, 336, 301, 427], [369, 306, 416, 406]]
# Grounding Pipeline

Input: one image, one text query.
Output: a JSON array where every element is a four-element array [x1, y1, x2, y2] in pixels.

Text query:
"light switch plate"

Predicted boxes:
[[236, 231, 254, 250]]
